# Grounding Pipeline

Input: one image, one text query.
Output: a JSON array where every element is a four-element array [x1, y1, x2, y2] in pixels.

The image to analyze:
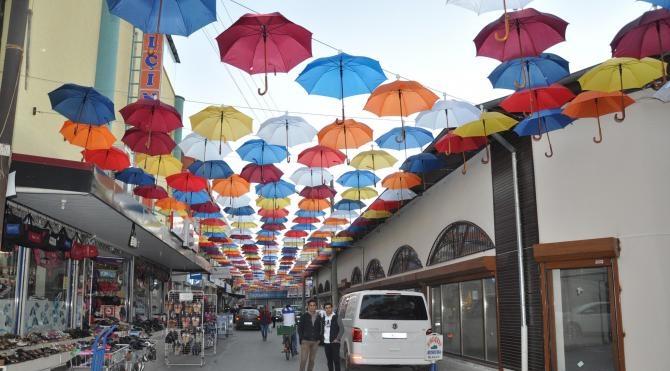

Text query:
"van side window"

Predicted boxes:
[[345, 295, 358, 319], [338, 296, 349, 319]]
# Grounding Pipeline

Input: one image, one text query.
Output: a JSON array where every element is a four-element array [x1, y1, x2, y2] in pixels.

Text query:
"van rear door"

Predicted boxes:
[[356, 293, 429, 360]]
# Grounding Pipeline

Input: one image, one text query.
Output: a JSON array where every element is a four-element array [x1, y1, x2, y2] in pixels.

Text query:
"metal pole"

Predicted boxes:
[[0, 0, 30, 235]]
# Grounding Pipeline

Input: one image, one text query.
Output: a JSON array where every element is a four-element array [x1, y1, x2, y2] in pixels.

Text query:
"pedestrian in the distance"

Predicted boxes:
[[297, 299, 323, 371], [321, 302, 342, 371], [272, 306, 277, 328], [259, 305, 272, 341]]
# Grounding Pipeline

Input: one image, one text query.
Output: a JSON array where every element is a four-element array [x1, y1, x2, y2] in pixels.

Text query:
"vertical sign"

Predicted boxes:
[[140, 33, 163, 100]]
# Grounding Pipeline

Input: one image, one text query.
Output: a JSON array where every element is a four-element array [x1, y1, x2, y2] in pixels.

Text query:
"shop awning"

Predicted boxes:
[[10, 154, 211, 273]]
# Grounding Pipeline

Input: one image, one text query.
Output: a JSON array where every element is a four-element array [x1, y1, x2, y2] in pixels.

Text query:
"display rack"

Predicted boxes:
[[0, 351, 75, 371], [164, 291, 205, 367], [203, 294, 217, 355]]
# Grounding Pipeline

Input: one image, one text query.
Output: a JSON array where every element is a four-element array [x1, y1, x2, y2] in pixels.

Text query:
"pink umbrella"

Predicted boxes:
[[474, 8, 568, 62], [121, 128, 176, 156], [133, 184, 168, 199], [120, 99, 183, 133], [216, 12, 312, 95], [240, 163, 283, 183], [297, 145, 346, 168]]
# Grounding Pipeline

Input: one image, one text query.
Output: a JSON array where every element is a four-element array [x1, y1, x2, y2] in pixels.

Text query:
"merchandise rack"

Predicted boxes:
[[203, 294, 218, 355], [164, 291, 205, 367]]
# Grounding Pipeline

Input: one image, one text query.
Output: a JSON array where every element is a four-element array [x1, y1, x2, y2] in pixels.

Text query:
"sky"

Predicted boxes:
[[160, 0, 654, 282]]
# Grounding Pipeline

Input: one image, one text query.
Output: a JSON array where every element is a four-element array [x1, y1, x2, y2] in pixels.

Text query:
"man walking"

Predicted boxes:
[[297, 299, 323, 371], [272, 306, 277, 328], [322, 302, 342, 371], [259, 305, 272, 341]]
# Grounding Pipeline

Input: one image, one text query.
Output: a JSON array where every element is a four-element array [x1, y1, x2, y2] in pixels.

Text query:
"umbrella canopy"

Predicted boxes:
[[641, 0, 670, 8], [333, 199, 366, 211], [166, 172, 208, 192], [82, 147, 130, 171], [188, 160, 234, 179], [475, 8, 568, 61], [380, 188, 417, 202], [255, 180, 296, 198], [260, 217, 288, 224], [513, 109, 575, 157], [256, 197, 291, 209], [135, 154, 182, 176], [120, 99, 182, 133], [106, 0, 216, 36], [216, 12, 312, 95], [155, 197, 188, 213], [121, 128, 176, 156], [400, 153, 445, 173], [179, 132, 232, 161], [500, 84, 575, 113], [240, 163, 283, 183], [293, 216, 320, 224], [488, 53, 570, 90], [434, 133, 488, 174], [115, 167, 155, 185], [286, 230, 309, 238], [299, 185, 337, 199], [364, 80, 439, 117], [295, 210, 326, 218], [225, 206, 256, 216], [350, 150, 397, 170], [290, 167, 333, 186], [298, 198, 330, 211], [173, 190, 211, 205], [318, 119, 374, 163], [362, 210, 392, 219], [369, 199, 402, 211], [60, 121, 116, 150], [48, 84, 115, 125], [324, 217, 348, 226], [191, 202, 220, 214], [232, 221, 258, 229], [212, 175, 251, 197], [382, 172, 422, 190], [611, 9, 670, 65], [375, 126, 434, 151], [454, 112, 517, 164], [337, 170, 380, 187], [563, 91, 635, 143], [445, 0, 534, 14], [342, 187, 378, 200], [258, 208, 290, 218], [257, 114, 316, 148], [331, 209, 360, 219], [190, 105, 252, 141], [298, 145, 346, 168], [133, 184, 168, 199], [237, 139, 288, 165], [416, 99, 481, 131]]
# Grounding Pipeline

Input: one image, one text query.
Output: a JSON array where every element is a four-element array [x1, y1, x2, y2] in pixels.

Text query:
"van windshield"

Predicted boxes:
[[359, 294, 428, 320]]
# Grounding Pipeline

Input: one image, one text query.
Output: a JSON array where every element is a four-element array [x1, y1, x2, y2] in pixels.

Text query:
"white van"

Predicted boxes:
[[337, 290, 432, 371]]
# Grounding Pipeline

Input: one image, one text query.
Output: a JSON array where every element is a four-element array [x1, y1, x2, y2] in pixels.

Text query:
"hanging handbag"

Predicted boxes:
[[50, 227, 73, 252], [2, 208, 23, 252], [69, 234, 86, 260], [23, 214, 49, 249]]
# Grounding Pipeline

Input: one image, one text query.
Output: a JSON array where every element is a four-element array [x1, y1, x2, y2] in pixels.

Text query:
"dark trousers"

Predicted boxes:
[[323, 342, 341, 371]]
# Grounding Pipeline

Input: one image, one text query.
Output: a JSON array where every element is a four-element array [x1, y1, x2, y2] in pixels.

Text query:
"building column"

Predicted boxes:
[[173, 95, 184, 157], [330, 255, 338, 306], [93, 3, 119, 101]]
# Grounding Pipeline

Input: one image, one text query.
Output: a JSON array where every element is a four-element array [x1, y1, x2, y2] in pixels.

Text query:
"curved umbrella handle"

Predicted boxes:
[[614, 105, 626, 123], [544, 131, 554, 158], [494, 13, 511, 42], [533, 115, 543, 141], [513, 65, 527, 89], [593, 116, 603, 144], [258, 73, 269, 96]]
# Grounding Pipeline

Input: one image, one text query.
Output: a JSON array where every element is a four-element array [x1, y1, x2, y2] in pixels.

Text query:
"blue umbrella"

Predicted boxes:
[[513, 109, 574, 158], [193, 212, 224, 219], [400, 153, 445, 173], [260, 217, 289, 224], [237, 139, 288, 165], [255, 180, 296, 198], [488, 53, 570, 90], [296, 53, 387, 120], [334, 199, 366, 211], [347, 225, 366, 233], [337, 170, 380, 187], [106, 0, 216, 36], [188, 160, 233, 179], [641, 0, 670, 8], [308, 236, 328, 242], [257, 230, 280, 237], [48, 84, 115, 125], [224, 206, 256, 216], [173, 190, 210, 204], [293, 224, 317, 231], [203, 232, 228, 239], [115, 167, 155, 185], [296, 210, 326, 218], [331, 241, 351, 248], [375, 127, 434, 151]]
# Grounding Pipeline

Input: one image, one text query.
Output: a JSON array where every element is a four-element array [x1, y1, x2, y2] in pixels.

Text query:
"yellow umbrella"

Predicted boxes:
[[256, 197, 291, 209], [362, 210, 392, 219], [578, 57, 664, 121], [135, 154, 183, 176], [232, 221, 258, 229], [190, 105, 253, 141], [332, 236, 353, 243], [350, 150, 397, 171], [341, 187, 378, 200], [453, 112, 518, 164]]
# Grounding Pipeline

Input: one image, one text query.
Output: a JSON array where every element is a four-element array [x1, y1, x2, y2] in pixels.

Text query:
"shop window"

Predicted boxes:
[[324, 280, 330, 293], [25, 250, 68, 334], [388, 245, 422, 276], [351, 267, 362, 285], [0, 247, 18, 334], [87, 257, 130, 326], [364, 259, 385, 282], [427, 222, 494, 266]]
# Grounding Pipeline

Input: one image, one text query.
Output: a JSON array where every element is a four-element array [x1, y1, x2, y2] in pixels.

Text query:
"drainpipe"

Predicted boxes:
[[173, 95, 184, 158], [491, 133, 528, 371], [93, 4, 119, 101]]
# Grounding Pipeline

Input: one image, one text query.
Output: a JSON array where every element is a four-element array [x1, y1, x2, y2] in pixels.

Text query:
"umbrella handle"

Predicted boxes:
[[614, 106, 626, 123], [593, 116, 603, 144], [544, 131, 554, 158], [258, 73, 269, 96], [513, 65, 527, 89], [494, 13, 510, 42]]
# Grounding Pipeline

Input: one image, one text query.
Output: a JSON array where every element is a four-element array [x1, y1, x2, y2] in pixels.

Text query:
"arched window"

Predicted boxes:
[[351, 267, 362, 285], [318, 283, 324, 293], [364, 259, 385, 282], [388, 245, 423, 276], [427, 221, 494, 266], [324, 280, 331, 292]]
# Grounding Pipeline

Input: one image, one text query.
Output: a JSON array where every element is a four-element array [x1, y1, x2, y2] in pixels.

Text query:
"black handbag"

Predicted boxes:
[[2, 207, 23, 251], [23, 214, 50, 250], [47, 227, 72, 252]]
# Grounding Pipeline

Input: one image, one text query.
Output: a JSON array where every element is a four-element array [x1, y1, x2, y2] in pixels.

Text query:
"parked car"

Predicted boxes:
[[338, 290, 432, 371], [235, 308, 261, 330]]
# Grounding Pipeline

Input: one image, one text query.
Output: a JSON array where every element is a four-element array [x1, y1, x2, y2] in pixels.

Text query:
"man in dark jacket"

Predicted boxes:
[[297, 299, 323, 371], [321, 302, 342, 371]]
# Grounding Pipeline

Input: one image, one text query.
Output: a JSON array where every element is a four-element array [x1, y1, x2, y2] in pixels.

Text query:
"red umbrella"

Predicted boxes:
[[298, 145, 346, 168], [368, 199, 401, 211], [475, 8, 568, 61], [435, 133, 488, 174], [262, 223, 286, 231], [231, 234, 252, 240], [190, 202, 220, 213], [200, 218, 226, 226], [133, 184, 168, 199], [120, 99, 183, 132], [258, 208, 289, 218], [121, 128, 176, 155], [305, 241, 328, 248], [293, 217, 320, 224], [82, 148, 130, 171], [299, 185, 337, 199], [285, 230, 308, 238], [500, 84, 575, 114], [240, 163, 283, 183], [216, 12, 312, 95], [166, 172, 207, 192], [611, 9, 670, 85]]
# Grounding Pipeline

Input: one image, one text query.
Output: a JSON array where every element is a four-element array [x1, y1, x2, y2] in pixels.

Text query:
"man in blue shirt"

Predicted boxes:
[[282, 304, 299, 355]]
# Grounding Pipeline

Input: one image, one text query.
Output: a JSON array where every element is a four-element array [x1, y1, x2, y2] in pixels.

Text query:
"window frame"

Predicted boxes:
[[364, 259, 385, 282], [351, 267, 362, 285], [388, 245, 423, 276], [427, 221, 494, 266]]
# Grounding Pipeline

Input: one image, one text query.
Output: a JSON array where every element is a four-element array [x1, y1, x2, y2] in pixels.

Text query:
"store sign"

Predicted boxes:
[[179, 292, 194, 302], [210, 267, 232, 279], [425, 333, 443, 361], [139, 33, 163, 100]]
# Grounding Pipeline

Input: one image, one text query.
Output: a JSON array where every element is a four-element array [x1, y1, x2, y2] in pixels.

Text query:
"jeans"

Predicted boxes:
[[299, 340, 320, 371], [323, 342, 341, 371], [291, 332, 298, 354], [260, 324, 269, 339]]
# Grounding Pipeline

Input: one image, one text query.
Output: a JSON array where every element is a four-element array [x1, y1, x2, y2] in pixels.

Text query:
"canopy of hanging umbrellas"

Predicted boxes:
[[48, 0, 670, 292]]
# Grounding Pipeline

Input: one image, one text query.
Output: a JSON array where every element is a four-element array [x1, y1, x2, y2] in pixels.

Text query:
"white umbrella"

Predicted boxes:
[[380, 188, 417, 201], [233, 239, 255, 245], [330, 209, 360, 219], [226, 214, 256, 223], [290, 167, 334, 187], [283, 237, 305, 243], [229, 228, 254, 236], [216, 195, 252, 208], [179, 132, 233, 161], [416, 99, 481, 130], [257, 114, 317, 148], [445, 0, 533, 14], [319, 225, 344, 232]]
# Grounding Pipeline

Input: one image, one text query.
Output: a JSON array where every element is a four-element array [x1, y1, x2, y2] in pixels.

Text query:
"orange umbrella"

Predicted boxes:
[[317, 119, 373, 162], [563, 91, 635, 143], [155, 197, 188, 212], [60, 121, 116, 150], [382, 171, 422, 190], [311, 231, 333, 238], [298, 198, 331, 211], [324, 217, 348, 225], [212, 174, 250, 197]]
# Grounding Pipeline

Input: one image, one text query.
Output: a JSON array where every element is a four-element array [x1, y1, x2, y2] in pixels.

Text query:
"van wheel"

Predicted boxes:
[[343, 347, 356, 371]]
